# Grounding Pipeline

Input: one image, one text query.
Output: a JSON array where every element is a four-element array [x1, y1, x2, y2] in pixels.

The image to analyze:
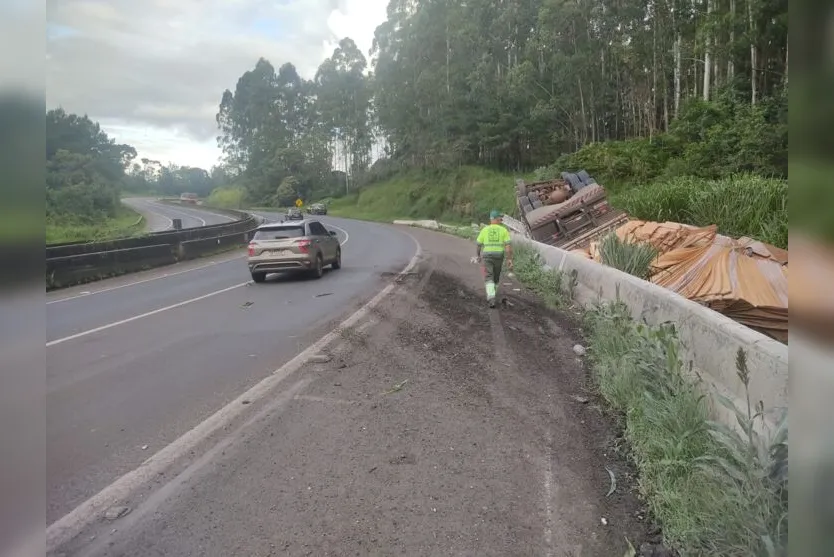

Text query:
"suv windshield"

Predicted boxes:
[[253, 226, 305, 240]]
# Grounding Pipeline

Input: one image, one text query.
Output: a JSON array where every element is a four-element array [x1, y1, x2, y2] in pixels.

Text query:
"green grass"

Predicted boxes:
[[46, 207, 145, 244], [512, 243, 788, 556], [598, 233, 658, 280], [613, 174, 788, 249], [327, 166, 524, 223]]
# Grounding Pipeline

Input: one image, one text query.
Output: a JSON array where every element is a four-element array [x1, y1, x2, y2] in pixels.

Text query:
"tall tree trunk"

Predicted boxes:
[[577, 76, 587, 144], [652, 1, 658, 132], [784, 36, 789, 91], [703, 0, 712, 101], [445, 21, 450, 95], [728, 0, 736, 82], [674, 34, 682, 116], [748, 0, 757, 104]]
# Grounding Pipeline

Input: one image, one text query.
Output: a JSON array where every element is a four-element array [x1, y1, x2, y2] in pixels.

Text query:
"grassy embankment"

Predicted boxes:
[[510, 244, 788, 556], [327, 166, 522, 223], [46, 206, 145, 244], [322, 162, 787, 249]]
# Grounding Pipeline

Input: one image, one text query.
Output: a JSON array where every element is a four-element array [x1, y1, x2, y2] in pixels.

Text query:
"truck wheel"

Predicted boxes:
[[251, 272, 266, 283], [565, 172, 584, 192]]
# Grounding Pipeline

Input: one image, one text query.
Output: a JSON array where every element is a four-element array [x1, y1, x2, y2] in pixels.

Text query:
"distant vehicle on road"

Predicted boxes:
[[247, 219, 341, 283], [180, 192, 199, 204], [308, 203, 327, 215], [286, 207, 303, 220]]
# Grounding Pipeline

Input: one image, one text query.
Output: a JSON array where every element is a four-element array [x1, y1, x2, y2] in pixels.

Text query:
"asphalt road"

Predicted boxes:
[[121, 198, 237, 232], [46, 225, 649, 557], [45, 214, 416, 528]]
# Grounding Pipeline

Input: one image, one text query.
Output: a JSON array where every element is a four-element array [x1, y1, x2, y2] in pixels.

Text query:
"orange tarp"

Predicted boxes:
[[584, 220, 788, 343]]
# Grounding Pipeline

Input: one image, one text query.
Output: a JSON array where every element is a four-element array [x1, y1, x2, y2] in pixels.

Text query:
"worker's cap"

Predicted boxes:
[[489, 209, 503, 219]]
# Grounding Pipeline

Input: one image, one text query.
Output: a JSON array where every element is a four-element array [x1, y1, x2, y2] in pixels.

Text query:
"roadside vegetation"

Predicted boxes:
[[46, 109, 231, 245], [327, 166, 519, 223], [207, 0, 787, 247], [46, 206, 145, 244], [512, 244, 788, 556]]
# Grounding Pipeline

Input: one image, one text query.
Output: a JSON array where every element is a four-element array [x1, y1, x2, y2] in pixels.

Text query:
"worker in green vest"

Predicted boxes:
[[475, 209, 514, 308]]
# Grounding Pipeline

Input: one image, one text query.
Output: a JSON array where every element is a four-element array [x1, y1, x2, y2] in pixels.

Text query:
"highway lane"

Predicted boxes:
[[46, 216, 417, 524], [121, 197, 237, 231]]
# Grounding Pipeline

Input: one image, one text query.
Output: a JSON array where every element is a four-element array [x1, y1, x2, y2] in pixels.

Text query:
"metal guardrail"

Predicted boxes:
[[46, 207, 263, 290]]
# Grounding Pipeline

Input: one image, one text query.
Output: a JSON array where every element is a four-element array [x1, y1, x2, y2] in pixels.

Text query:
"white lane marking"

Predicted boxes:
[[328, 223, 350, 247], [46, 254, 246, 305], [45, 231, 422, 552], [156, 203, 207, 227], [124, 199, 174, 231], [46, 282, 247, 347]]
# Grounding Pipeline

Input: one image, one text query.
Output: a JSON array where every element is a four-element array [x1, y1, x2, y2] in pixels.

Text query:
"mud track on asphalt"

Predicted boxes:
[[62, 240, 657, 557], [289, 258, 650, 556]]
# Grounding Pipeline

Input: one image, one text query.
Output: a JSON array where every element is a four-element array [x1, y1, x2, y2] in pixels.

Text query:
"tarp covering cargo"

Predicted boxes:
[[582, 220, 788, 343]]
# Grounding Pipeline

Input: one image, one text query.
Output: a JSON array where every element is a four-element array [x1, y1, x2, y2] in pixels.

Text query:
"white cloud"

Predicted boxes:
[[46, 0, 389, 170]]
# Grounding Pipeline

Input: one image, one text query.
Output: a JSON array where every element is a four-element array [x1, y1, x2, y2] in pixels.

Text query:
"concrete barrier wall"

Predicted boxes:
[[47, 244, 178, 289], [512, 233, 788, 430]]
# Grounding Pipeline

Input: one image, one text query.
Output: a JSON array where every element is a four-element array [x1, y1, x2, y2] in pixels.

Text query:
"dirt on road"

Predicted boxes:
[[67, 227, 652, 557]]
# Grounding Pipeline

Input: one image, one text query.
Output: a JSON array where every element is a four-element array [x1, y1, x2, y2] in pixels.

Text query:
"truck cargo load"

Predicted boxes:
[[514, 171, 627, 250]]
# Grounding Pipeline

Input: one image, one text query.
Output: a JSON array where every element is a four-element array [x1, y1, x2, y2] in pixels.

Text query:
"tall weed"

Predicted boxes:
[[581, 299, 788, 555], [598, 233, 658, 280], [616, 174, 788, 248]]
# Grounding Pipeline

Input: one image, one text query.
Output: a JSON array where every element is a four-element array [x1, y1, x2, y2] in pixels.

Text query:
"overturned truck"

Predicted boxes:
[[514, 171, 628, 250]]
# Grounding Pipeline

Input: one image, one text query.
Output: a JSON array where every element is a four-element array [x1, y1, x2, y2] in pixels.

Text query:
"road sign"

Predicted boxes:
[[295, 198, 303, 208]]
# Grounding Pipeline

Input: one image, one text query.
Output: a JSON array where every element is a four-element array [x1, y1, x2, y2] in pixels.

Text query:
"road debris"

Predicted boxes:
[[104, 506, 130, 521], [573, 344, 586, 356], [240, 301, 254, 309], [382, 379, 409, 395], [315, 292, 333, 298], [571, 395, 590, 404], [309, 353, 332, 364], [605, 466, 617, 497], [140, 445, 148, 451]]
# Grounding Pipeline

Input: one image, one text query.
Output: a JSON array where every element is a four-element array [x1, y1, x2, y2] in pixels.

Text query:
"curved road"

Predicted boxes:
[[46, 212, 417, 525], [121, 198, 237, 232]]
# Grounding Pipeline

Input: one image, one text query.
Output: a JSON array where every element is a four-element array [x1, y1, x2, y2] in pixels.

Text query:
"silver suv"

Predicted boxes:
[[247, 219, 341, 283]]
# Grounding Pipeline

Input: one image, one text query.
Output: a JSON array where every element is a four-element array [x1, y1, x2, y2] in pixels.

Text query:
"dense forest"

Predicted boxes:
[[215, 0, 788, 206]]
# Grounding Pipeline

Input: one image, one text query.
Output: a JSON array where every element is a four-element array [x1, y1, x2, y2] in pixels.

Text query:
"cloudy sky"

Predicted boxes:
[[46, 0, 388, 170]]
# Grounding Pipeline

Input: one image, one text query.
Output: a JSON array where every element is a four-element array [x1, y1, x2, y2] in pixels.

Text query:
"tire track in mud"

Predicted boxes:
[[298, 252, 644, 556]]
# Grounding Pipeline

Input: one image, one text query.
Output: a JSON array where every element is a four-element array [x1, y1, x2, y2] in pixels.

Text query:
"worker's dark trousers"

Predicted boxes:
[[482, 253, 504, 300]]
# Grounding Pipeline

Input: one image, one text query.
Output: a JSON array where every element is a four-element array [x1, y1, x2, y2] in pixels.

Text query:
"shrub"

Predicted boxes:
[[206, 186, 248, 209], [598, 233, 658, 279]]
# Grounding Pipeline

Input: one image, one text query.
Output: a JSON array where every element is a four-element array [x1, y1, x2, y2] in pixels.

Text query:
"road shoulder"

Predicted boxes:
[[53, 225, 648, 557]]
